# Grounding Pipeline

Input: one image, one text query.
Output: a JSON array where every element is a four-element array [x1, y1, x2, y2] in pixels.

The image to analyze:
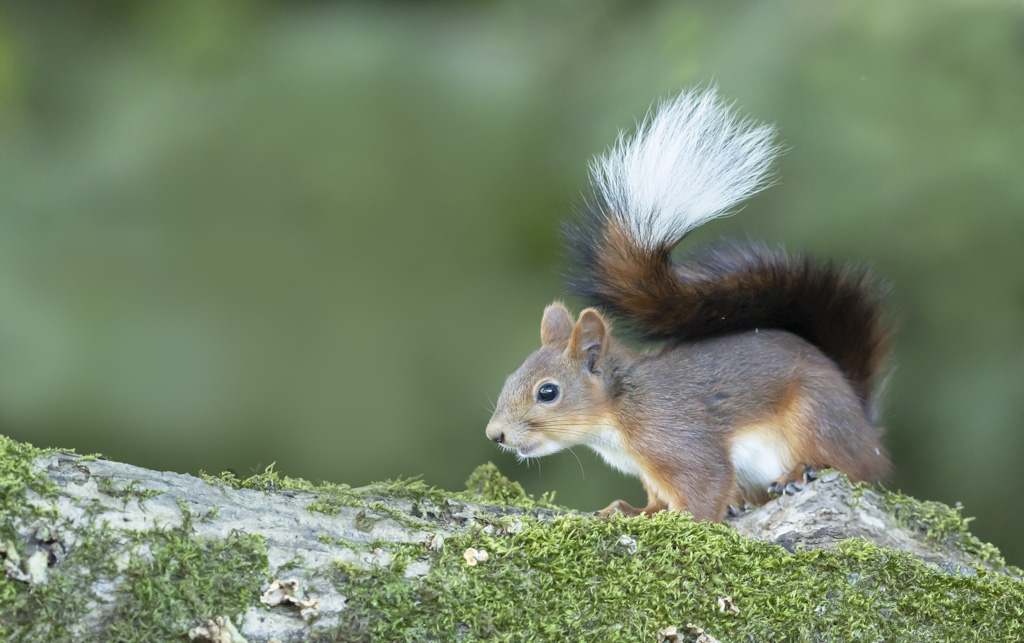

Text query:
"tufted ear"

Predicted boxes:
[[568, 308, 608, 373], [540, 302, 573, 345]]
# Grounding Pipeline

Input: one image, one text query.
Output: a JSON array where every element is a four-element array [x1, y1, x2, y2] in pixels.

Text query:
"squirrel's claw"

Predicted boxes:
[[768, 467, 819, 498]]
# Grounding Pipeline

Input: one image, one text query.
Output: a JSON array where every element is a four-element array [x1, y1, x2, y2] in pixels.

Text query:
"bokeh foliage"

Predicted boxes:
[[1, 1, 1022, 563]]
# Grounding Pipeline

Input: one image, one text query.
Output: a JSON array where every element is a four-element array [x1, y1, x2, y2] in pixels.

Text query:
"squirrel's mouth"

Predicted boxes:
[[516, 443, 537, 456], [514, 438, 563, 459]]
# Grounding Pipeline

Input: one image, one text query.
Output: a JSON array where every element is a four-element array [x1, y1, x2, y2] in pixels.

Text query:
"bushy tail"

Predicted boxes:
[[566, 88, 891, 404]]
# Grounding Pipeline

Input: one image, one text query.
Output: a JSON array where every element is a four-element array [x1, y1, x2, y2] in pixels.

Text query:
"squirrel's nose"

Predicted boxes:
[[485, 420, 506, 443]]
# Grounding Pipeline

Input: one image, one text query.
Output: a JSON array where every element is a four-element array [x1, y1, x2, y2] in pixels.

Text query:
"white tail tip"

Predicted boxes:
[[589, 87, 780, 251]]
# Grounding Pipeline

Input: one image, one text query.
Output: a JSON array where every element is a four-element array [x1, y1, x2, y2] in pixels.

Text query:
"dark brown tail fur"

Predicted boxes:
[[565, 194, 892, 406]]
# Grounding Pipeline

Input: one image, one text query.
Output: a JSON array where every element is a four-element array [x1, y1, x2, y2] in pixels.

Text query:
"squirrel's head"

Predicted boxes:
[[485, 302, 614, 459]]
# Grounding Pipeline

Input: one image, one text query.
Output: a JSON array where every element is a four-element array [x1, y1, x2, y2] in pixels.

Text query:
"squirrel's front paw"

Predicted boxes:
[[767, 463, 826, 497], [599, 499, 643, 517]]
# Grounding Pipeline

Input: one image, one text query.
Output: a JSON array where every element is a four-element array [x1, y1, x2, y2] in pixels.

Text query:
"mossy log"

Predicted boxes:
[[1, 434, 1022, 642]]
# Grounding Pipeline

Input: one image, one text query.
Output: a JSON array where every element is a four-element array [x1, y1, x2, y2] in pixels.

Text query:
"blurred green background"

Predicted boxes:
[[1, 1, 1022, 562]]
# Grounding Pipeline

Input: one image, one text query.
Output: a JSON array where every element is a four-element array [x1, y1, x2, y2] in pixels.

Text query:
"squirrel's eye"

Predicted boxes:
[[537, 383, 560, 403]]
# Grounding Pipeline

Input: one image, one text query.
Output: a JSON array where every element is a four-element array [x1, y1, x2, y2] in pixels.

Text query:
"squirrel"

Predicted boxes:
[[484, 88, 892, 522]]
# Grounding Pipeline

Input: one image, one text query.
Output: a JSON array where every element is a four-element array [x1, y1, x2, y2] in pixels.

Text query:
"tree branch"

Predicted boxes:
[[1, 438, 1020, 642]]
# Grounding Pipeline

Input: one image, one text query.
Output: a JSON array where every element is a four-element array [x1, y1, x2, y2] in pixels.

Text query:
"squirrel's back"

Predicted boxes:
[[566, 88, 891, 406]]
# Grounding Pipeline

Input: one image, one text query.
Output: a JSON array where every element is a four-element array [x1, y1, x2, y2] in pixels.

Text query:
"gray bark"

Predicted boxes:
[[2, 452, 1009, 641]]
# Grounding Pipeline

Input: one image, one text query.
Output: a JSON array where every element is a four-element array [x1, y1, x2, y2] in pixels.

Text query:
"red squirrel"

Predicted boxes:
[[485, 88, 891, 522]]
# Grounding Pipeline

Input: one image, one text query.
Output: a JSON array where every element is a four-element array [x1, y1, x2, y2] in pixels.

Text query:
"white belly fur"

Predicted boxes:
[[730, 430, 793, 497], [586, 427, 794, 500]]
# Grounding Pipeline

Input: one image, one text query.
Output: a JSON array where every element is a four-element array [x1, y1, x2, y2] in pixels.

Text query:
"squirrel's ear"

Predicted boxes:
[[569, 308, 608, 373], [540, 302, 573, 345]]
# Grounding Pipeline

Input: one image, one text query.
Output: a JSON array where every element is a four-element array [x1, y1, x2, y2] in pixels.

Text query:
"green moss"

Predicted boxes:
[[458, 462, 559, 510], [0, 435, 58, 542], [203, 462, 560, 521], [881, 487, 1012, 571], [95, 477, 165, 510], [1, 502, 268, 643], [2, 517, 121, 640], [198, 461, 562, 537], [198, 461, 321, 492], [199, 463, 427, 527], [307, 492, 363, 517], [198, 462, 416, 532], [379, 476, 447, 505], [368, 501, 428, 529], [335, 511, 1024, 641], [305, 485, 431, 531], [0, 438, 270, 642], [0, 434, 62, 637], [104, 527, 267, 642]]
